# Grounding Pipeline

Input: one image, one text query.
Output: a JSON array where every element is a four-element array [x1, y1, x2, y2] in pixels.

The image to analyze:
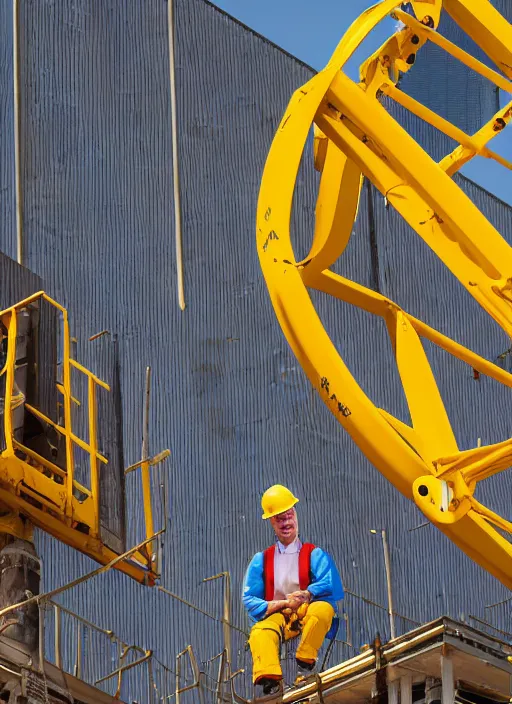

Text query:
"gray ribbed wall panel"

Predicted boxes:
[[0, 250, 41, 307], [0, 0, 509, 699]]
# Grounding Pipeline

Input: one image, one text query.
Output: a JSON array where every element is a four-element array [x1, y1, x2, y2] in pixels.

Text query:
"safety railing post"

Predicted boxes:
[[381, 529, 396, 640], [223, 573, 231, 668], [441, 649, 454, 704], [116, 641, 126, 699], [54, 603, 62, 669], [370, 528, 396, 640], [216, 649, 227, 704], [95, 645, 152, 694], [228, 666, 245, 703], [38, 600, 45, 672], [202, 572, 232, 667], [62, 309, 75, 519], [147, 656, 157, 704], [345, 610, 352, 647], [175, 646, 205, 704], [88, 375, 100, 537], [175, 648, 181, 704], [4, 310, 17, 454], [189, 646, 205, 704], [141, 367, 155, 564], [74, 621, 82, 679]]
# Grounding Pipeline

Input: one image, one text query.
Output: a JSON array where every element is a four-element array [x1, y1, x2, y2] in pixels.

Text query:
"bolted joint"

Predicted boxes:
[[412, 474, 472, 525]]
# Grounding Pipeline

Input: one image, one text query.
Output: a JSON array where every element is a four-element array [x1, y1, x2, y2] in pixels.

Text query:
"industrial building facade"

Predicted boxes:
[[0, 0, 511, 700]]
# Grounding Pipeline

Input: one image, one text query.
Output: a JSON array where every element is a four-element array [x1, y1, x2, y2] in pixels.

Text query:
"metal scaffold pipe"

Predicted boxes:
[[167, 0, 186, 311], [12, 0, 23, 265]]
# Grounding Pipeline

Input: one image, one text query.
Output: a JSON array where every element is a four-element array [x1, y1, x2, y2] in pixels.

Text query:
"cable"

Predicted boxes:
[[157, 586, 249, 636], [344, 589, 420, 625]]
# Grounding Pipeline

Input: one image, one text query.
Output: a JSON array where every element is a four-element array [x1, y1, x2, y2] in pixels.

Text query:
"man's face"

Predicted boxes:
[[270, 508, 298, 545]]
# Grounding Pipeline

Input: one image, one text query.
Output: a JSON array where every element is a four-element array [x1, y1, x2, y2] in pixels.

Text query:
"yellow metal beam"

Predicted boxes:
[[62, 311, 74, 519], [317, 75, 512, 336], [257, 0, 512, 589], [439, 99, 512, 175], [70, 358, 110, 392], [301, 139, 362, 281], [443, 0, 512, 80], [311, 271, 512, 389], [381, 83, 512, 174], [0, 465, 155, 584], [88, 375, 100, 538], [24, 403, 108, 465], [393, 8, 512, 92], [394, 309, 458, 460], [4, 312, 16, 455]]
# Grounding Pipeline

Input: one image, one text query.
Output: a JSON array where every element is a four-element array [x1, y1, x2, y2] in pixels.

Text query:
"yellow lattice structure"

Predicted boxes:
[[257, 0, 512, 588]]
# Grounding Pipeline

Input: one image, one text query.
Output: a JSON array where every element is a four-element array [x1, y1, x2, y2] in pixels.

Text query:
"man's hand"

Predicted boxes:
[[265, 599, 291, 617], [286, 590, 311, 611]]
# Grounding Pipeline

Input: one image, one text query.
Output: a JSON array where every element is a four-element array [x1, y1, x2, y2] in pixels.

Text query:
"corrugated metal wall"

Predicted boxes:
[[0, 251, 41, 307], [0, 0, 511, 699]]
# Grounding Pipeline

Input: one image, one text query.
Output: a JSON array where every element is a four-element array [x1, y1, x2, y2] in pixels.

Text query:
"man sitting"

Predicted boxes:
[[243, 484, 343, 696]]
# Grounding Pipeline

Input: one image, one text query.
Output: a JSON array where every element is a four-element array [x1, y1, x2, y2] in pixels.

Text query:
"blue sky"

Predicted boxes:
[[212, 0, 512, 207]]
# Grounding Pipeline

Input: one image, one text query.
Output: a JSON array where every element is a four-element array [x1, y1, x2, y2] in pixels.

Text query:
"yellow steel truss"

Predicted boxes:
[[0, 292, 157, 585], [257, 0, 512, 588]]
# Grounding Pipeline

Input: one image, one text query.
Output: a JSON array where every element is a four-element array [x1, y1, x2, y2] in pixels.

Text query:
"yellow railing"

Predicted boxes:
[[0, 291, 159, 584], [1, 291, 108, 537]]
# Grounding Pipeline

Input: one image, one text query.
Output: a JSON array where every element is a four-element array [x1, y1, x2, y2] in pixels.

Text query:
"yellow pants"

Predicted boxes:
[[248, 601, 334, 683]]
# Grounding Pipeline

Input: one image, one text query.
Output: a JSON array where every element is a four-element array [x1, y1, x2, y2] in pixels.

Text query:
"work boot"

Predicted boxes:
[[257, 677, 282, 697], [294, 659, 316, 687]]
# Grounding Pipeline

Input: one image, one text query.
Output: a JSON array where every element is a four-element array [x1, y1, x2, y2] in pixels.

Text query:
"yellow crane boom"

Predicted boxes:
[[257, 0, 512, 588]]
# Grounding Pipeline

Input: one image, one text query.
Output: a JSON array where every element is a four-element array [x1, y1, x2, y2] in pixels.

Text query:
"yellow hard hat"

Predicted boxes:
[[261, 484, 299, 520]]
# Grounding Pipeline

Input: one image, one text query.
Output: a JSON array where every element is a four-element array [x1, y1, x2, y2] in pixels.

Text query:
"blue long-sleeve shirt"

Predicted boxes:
[[242, 545, 344, 623]]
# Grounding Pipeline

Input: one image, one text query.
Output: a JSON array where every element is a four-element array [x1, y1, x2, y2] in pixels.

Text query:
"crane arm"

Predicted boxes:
[[257, 0, 512, 588]]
